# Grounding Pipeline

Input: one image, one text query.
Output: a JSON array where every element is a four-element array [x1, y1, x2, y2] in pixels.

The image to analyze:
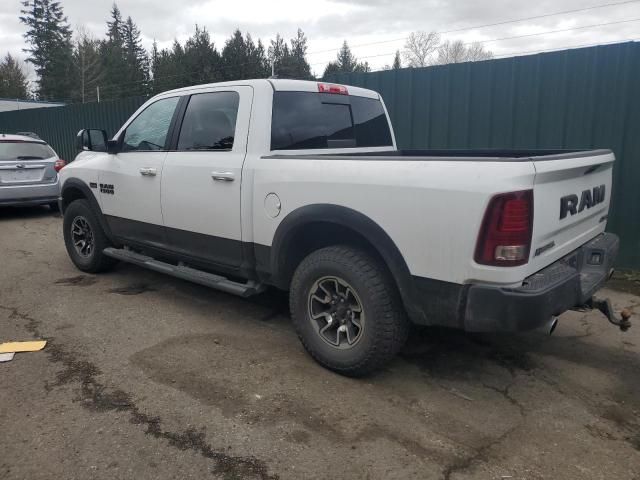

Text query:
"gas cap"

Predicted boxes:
[[264, 193, 281, 218]]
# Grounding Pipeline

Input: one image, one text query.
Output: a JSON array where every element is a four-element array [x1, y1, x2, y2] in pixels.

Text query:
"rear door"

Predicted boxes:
[[530, 150, 614, 268], [98, 96, 181, 248], [161, 86, 252, 269], [0, 141, 58, 190]]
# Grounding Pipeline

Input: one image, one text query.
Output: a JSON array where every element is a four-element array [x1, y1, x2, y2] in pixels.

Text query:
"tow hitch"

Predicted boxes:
[[582, 297, 632, 331]]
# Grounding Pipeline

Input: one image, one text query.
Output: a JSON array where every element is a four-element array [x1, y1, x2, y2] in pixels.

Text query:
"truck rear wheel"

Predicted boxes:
[[289, 246, 409, 376], [63, 199, 117, 273]]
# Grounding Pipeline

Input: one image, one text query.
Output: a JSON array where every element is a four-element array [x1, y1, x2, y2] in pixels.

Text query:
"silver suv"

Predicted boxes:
[[0, 133, 64, 209]]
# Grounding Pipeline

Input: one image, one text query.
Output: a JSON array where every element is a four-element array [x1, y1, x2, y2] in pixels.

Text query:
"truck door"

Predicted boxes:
[[99, 96, 181, 248], [161, 86, 252, 269]]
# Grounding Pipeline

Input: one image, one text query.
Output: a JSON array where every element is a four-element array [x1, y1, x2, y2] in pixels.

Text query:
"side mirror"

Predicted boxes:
[[75, 129, 109, 153], [106, 139, 120, 155]]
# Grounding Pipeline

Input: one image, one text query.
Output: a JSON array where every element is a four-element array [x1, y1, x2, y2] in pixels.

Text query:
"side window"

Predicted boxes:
[[122, 97, 180, 152], [177, 92, 239, 151]]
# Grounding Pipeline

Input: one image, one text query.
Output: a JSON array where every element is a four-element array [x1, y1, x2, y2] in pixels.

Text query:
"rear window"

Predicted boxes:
[[0, 141, 56, 161], [271, 91, 393, 150]]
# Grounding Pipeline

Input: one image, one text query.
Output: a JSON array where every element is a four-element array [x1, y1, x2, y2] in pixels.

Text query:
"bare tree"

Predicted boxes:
[[465, 42, 494, 61], [434, 40, 493, 65], [435, 40, 466, 65], [402, 31, 440, 68]]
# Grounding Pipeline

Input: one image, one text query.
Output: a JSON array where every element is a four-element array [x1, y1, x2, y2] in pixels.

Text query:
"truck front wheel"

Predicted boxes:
[[289, 245, 409, 376], [63, 199, 117, 273]]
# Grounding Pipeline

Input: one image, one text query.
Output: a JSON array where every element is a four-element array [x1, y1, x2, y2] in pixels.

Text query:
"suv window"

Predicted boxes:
[[122, 97, 179, 152], [177, 92, 239, 151], [270, 91, 393, 150], [0, 141, 56, 160]]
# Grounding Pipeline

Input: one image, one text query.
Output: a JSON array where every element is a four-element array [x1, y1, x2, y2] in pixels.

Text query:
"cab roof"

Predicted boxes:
[[159, 78, 380, 100]]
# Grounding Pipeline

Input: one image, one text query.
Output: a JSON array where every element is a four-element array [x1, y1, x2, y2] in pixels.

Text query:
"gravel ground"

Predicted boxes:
[[1, 206, 639, 480]]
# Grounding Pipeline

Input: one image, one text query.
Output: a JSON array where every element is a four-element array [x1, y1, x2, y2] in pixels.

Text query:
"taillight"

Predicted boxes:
[[474, 190, 533, 266], [317, 82, 348, 95], [54, 159, 66, 172]]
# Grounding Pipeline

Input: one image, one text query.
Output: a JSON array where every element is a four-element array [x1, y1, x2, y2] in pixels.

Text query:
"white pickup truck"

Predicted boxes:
[[59, 79, 629, 375]]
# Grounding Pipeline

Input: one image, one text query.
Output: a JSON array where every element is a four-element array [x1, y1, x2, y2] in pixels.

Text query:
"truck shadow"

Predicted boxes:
[[127, 264, 638, 399], [108, 262, 640, 436], [402, 323, 637, 384], [400, 324, 640, 425]]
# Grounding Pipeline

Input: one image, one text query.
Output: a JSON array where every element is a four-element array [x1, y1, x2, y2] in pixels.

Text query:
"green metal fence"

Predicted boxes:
[[328, 42, 640, 269], [0, 96, 147, 162], [1, 41, 638, 267]]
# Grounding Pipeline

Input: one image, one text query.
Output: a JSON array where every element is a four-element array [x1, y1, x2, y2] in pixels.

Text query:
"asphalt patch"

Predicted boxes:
[[108, 283, 157, 295], [55, 275, 97, 287], [8, 304, 277, 480]]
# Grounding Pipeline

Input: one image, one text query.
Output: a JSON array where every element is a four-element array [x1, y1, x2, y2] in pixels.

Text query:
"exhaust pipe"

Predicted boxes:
[[548, 316, 559, 335], [538, 316, 559, 335]]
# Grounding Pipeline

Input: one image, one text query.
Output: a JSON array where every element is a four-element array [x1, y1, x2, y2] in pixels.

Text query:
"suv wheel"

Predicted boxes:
[[290, 246, 409, 376], [63, 199, 116, 273]]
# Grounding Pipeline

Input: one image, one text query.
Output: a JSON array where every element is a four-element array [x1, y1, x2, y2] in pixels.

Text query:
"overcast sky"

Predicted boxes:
[[2, 0, 639, 79]]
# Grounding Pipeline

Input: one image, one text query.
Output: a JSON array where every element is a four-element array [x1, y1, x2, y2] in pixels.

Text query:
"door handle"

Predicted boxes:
[[211, 171, 235, 182], [139, 167, 157, 176]]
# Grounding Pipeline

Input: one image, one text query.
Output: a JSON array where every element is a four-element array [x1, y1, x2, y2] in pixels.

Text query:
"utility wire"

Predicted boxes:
[[492, 36, 640, 58], [96, 16, 640, 96], [306, 0, 640, 56], [92, 33, 639, 102], [461, 16, 640, 46], [306, 18, 640, 65], [308, 37, 639, 68], [76, 1, 640, 101]]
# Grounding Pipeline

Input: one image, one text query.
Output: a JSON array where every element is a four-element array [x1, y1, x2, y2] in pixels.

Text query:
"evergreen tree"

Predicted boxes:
[[322, 41, 370, 78], [122, 16, 150, 95], [392, 50, 401, 69], [268, 29, 312, 80], [106, 3, 124, 44], [268, 34, 289, 76], [0, 54, 30, 99], [99, 6, 150, 99], [183, 25, 220, 85], [289, 29, 313, 79], [220, 30, 269, 81], [151, 39, 188, 93], [20, 0, 74, 100], [72, 30, 103, 103], [100, 3, 128, 99]]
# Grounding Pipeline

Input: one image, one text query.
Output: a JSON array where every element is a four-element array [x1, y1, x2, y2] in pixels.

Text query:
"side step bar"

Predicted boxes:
[[103, 247, 265, 298]]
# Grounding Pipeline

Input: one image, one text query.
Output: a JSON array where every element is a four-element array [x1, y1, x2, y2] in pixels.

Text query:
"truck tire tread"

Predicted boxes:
[[289, 245, 409, 376]]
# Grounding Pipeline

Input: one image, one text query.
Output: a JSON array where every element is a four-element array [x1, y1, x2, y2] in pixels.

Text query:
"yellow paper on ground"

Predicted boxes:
[[0, 341, 46, 353]]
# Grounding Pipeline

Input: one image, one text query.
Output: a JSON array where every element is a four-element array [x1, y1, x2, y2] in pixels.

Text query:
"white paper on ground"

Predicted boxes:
[[0, 352, 15, 362]]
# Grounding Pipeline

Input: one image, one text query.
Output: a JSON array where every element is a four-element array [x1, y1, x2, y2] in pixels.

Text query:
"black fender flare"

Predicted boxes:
[[60, 178, 114, 242], [269, 204, 422, 320]]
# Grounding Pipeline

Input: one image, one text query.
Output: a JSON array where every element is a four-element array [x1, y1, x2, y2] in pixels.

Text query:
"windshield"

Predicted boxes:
[[271, 91, 393, 150], [0, 141, 56, 161]]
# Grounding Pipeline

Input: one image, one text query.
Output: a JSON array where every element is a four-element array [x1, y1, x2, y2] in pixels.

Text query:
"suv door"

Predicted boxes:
[[161, 87, 252, 269], [99, 96, 180, 247]]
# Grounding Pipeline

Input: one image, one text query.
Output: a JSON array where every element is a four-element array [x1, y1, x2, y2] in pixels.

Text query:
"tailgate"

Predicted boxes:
[[529, 149, 614, 270]]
